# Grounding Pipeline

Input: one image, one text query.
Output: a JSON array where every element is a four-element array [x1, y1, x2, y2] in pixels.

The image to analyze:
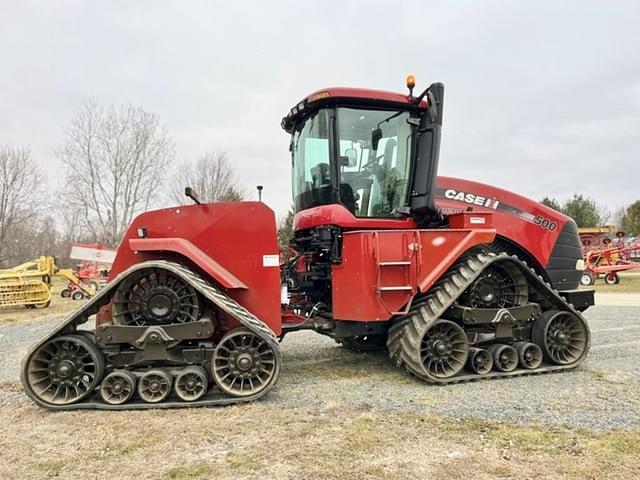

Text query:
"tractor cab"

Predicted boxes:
[[281, 78, 444, 228]]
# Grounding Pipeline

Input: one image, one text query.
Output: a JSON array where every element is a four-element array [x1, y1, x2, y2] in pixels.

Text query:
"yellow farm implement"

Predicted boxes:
[[0, 256, 95, 309]]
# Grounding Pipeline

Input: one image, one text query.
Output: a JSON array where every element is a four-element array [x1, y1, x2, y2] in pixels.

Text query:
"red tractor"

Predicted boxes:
[[22, 78, 593, 410]]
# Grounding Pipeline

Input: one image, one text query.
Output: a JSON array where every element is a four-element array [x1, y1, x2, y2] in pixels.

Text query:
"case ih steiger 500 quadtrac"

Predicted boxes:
[[22, 78, 593, 410]]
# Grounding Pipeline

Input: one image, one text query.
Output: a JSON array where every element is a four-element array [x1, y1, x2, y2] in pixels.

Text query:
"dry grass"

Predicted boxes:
[[0, 279, 83, 325], [0, 383, 638, 480]]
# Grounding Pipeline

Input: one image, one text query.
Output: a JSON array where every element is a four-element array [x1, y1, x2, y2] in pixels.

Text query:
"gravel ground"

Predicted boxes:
[[2, 302, 639, 431]]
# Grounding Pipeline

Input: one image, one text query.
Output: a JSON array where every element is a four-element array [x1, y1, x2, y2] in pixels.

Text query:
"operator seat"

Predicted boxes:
[[339, 182, 357, 214]]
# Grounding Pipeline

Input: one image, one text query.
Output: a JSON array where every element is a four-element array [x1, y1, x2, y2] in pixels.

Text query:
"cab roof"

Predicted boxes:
[[281, 87, 429, 133]]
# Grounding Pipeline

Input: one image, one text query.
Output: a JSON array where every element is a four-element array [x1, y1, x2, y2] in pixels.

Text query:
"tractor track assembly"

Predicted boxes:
[[387, 251, 591, 384], [20, 261, 282, 410]]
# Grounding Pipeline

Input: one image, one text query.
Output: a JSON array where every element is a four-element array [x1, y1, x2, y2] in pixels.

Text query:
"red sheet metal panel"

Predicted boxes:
[[331, 228, 495, 322], [129, 238, 248, 290], [109, 202, 282, 334]]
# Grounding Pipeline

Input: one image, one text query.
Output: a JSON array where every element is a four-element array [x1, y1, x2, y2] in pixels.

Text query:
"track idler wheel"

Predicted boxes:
[[23, 334, 104, 406], [212, 328, 279, 398], [175, 366, 208, 402], [101, 370, 136, 405], [138, 369, 173, 403], [533, 310, 589, 365], [488, 344, 518, 372], [419, 320, 469, 379], [514, 342, 543, 369], [467, 347, 493, 374]]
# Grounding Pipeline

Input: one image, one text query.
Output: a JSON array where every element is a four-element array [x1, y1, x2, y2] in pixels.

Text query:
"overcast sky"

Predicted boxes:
[[1, 1, 639, 219]]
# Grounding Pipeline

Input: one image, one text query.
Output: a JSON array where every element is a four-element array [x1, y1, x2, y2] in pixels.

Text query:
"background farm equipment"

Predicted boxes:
[[69, 243, 115, 291], [0, 256, 96, 308], [580, 236, 640, 285]]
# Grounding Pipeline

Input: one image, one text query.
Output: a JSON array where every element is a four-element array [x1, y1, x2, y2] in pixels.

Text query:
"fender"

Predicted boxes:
[[128, 238, 248, 290]]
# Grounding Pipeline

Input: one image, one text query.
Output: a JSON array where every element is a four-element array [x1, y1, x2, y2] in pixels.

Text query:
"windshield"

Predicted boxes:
[[337, 108, 412, 217], [291, 109, 331, 212], [291, 107, 413, 217]]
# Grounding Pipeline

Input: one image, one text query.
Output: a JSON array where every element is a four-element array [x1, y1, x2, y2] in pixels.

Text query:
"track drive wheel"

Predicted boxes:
[[459, 261, 529, 309], [23, 334, 104, 406], [340, 334, 387, 352], [532, 310, 589, 365], [112, 268, 201, 326], [101, 370, 136, 405], [212, 328, 279, 398], [419, 320, 469, 380]]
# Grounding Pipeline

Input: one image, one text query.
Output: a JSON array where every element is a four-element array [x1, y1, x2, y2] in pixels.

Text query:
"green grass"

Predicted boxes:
[[584, 273, 640, 293], [35, 460, 67, 476], [165, 463, 221, 479]]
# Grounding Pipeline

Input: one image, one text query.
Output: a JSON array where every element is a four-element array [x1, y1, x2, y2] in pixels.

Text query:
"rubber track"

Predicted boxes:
[[387, 251, 591, 384], [20, 260, 282, 410]]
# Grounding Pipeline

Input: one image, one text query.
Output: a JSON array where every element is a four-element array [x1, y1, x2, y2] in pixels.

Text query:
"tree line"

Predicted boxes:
[[0, 101, 244, 268], [541, 195, 640, 235]]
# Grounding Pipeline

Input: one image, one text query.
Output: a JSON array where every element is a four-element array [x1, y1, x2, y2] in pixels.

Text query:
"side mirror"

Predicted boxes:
[[342, 148, 358, 167], [371, 128, 382, 151]]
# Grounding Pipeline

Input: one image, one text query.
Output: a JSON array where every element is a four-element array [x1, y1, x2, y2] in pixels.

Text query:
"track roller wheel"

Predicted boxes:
[[138, 369, 173, 403], [212, 328, 279, 398], [604, 272, 619, 285], [175, 366, 208, 402], [513, 342, 543, 369], [100, 370, 136, 405], [467, 347, 493, 374], [23, 334, 104, 406], [532, 310, 589, 365], [419, 320, 469, 379], [488, 344, 518, 372]]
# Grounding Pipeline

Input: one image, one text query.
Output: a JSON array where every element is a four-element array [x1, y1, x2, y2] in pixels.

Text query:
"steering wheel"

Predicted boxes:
[[361, 154, 385, 174]]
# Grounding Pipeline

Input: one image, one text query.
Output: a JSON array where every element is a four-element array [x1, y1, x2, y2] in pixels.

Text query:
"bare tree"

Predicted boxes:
[[170, 152, 244, 204], [0, 146, 44, 266], [58, 102, 174, 246]]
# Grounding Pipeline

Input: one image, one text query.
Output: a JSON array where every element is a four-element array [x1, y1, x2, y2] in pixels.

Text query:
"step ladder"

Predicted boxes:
[[373, 231, 419, 315]]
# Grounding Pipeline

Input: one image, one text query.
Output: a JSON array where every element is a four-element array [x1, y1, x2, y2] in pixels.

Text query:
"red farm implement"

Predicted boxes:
[[580, 237, 640, 285]]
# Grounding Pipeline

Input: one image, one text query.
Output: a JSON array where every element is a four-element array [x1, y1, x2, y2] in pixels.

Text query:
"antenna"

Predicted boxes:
[[257, 185, 263, 202], [184, 187, 201, 205]]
